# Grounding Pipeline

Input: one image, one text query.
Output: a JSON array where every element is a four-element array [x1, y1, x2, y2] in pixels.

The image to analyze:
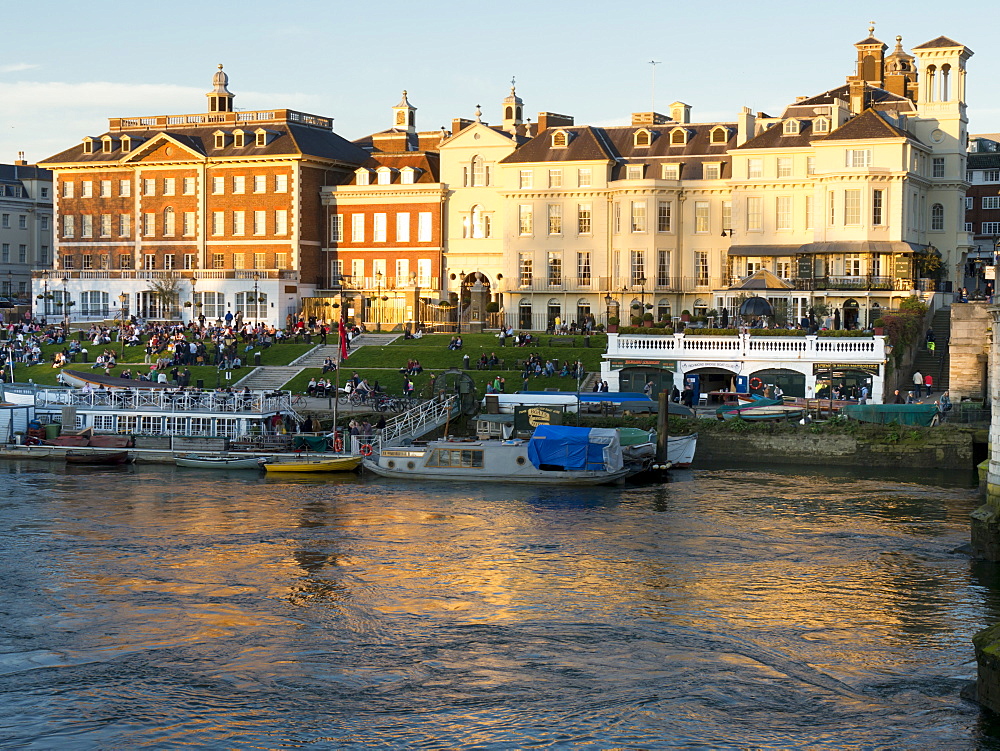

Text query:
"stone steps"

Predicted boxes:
[[235, 366, 304, 390], [910, 307, 951, 393]]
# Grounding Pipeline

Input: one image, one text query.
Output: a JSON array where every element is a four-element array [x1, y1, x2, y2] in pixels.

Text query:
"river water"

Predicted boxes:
[[0, 460, 998, 749]]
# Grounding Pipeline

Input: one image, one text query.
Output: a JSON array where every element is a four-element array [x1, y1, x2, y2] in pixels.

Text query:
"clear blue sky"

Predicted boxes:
[[3, 0, 998, 164]]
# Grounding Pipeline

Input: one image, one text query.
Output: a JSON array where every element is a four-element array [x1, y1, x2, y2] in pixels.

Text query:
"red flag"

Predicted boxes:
[[338, 317, 349, 361]]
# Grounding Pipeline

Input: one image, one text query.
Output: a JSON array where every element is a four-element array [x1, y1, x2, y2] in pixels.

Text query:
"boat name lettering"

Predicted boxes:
[[609, 359, 676, 371], [380, 450, 426, 458]]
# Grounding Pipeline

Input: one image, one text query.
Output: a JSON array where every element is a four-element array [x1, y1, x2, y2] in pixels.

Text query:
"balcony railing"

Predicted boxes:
[[33, 270, 299, 282], [333, 276, 438, 292], [36, 388, 292, 415], [607, 332, 886, 363]]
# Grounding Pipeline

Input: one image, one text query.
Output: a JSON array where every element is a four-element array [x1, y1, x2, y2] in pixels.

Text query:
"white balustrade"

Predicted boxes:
[[608, 333, 885, 363]]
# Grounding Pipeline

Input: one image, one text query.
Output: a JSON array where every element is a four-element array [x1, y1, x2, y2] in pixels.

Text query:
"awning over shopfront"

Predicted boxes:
[[728, 241, 926, 257]]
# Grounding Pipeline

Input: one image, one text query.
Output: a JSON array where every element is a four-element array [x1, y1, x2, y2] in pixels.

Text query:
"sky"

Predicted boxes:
[[3, 0, 1000, 164]]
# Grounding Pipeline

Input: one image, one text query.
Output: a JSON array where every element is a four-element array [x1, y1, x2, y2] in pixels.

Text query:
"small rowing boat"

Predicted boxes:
[[175, 455, 266, 470], [264, 455, 362, 473]]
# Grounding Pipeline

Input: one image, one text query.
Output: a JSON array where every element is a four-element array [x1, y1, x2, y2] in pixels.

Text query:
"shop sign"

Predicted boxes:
[[684, 361, 742, 373], [514, 406, 564, 431], [812, 362, 880, 376], [609, 359, 676, 371]]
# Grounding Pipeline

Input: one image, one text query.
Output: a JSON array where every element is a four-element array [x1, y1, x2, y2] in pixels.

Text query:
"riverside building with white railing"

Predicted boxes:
[[603, 331, 888, 403]]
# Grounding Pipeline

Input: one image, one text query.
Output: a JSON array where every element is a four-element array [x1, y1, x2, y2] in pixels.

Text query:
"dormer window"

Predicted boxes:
[[101, 136, 115, 153], [82, 138, 94, 154], [552, 130, 569, 148], [710, 127, 729, 144], [626, 165, 644, 180], [703, 163, 721, 180], [400, 167, 421, 184], [782, 120, 800, 135], [662, 163, 680, 180], [355, 168, 372, 186], [120, 136, 132, 153], [376, 167, 395, 185], [213, 131, 227, 149], [813, 117, 830, 134], [669, 128, 689, 145], [233, 129, 246, 148], [254, 128, 271, 147], [634, 129, 654, 147]]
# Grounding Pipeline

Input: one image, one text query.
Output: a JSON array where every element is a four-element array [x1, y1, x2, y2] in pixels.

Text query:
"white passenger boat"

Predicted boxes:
[[364, 425, 629, 485], [668, 433, 697, 468]]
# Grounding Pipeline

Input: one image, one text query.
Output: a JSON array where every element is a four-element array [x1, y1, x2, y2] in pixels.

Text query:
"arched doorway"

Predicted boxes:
[[843, 298, 860, 330], [618, 365, 674, 395], [685, 366, 739, 403], [749, 368, 806, 398], [813, 366, 875, 400], [547, 298, 561, 331]]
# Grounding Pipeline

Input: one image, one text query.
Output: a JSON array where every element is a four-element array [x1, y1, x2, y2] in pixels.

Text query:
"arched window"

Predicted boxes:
[[783, 120, 799, 135], [552, 131, 568, 147], [163, 207, 175, 236], [470, 205, 490, 238], [931, 203, 945, 231], [518, 298, 533, 329], [576, 298, 591, 324], [813, 118, 829, 133], [670, 129, 687, 145], [711, 127, 728, 144], [941, 64, 952, 101], [657, 298, 671, 321], [926, 65, 937, 102], [505, 106, 513, 119], [471, 155, 486, 186], [634, 130, 651, 147]]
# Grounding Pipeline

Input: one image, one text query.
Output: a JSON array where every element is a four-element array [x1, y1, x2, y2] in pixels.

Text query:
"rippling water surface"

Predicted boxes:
[[0, 460, 997, 749]]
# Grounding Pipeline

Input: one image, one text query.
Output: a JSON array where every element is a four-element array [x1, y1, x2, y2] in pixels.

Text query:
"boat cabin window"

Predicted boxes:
[[427, 448, 484, 468]]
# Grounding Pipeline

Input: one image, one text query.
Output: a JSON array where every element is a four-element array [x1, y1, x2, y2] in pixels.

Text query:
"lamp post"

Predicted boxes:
[[118, 291, 128, 358], [604, 293, 614, 327], [636, 275, 647, 313], [375, 270, 383, 332], [4, 270, 11, 301], [457, 270, 464, 336], [252, 272, 260, 324], [41, 270, 49, 321], [61, 276, 69, 333]]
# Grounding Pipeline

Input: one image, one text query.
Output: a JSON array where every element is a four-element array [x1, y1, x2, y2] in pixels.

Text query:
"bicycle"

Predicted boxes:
[[291, 393, 307, 407]]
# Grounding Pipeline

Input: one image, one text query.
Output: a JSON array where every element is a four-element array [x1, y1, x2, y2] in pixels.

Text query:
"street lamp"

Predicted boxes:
[[41, 270, 49, 321], [636, 275, 647, 312], [118, 291, 128, 358], [252, 272, 260, 324], [457, 270, 464, 336], [374, 270, 383, 332], [61, 276, 69, 333], [5, 270, 11, 300]]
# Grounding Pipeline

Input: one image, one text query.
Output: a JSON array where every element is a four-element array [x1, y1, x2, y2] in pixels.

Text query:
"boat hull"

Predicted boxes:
[[721, 406, 804, 422], [363, 459, 629, 485], [667, 433, 698, 468], [264, 456, 362, 473], [175, 456, 265, 470], [65, 451, 131, 465]]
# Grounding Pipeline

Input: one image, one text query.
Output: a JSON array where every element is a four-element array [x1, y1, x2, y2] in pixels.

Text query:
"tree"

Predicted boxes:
[[146, 277, 182, 319]]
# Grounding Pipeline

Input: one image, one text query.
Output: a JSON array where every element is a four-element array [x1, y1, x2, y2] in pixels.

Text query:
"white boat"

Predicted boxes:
[[364, 425, 630, 485], [668, 433, 697, 468], [175, 455, 266, 470]]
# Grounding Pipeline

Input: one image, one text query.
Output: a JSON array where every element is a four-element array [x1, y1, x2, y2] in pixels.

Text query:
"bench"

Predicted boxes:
[[548, 338, 577, 347], [476, 360, 505, 370]]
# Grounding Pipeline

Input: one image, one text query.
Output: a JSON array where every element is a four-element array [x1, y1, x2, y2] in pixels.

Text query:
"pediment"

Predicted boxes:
[[441, 122, 516, 150], [120, 133, 206, 163]]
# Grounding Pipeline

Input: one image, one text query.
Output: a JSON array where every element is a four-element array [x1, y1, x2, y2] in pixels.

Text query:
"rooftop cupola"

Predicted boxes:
[[392, 90, 417, 133], [206, 64, 235, 113], [502, 77, 523, 133]]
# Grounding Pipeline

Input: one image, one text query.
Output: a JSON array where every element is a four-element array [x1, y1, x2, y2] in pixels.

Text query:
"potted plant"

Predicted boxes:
[[680, 309, 691, 322], [642, 312, 654, 328], [607, 316, 619, 333], [630, 315, 642, 326], [873, 318, 885, 335], [485, 302, 500, 314], [184, 301, 193, 308]]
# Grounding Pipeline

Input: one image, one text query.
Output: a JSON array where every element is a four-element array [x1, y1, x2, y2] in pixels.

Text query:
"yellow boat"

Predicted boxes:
[[264, 455, 363, 473]]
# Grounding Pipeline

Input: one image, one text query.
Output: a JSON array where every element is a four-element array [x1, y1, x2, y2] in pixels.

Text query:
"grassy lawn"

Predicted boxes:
[[279, 332, 604, 396], [6, 337, 312, 388], [281, 366, 581, 397]]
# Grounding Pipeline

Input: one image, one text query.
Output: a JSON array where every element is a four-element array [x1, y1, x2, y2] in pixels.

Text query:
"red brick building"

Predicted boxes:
[[38, 66, 367, 326], [317, 92, 447, 329]]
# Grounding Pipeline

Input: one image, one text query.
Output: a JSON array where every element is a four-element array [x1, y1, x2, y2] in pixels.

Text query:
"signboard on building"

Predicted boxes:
[[893, 256, 912, 280], [514, 406, 564, 432], [797, 256, 813, 280], [608, 359, 676, 371], [812, 363, 880, 376]]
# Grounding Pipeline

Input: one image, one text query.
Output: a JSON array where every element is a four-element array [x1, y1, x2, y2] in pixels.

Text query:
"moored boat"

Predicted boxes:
[[264, 456, 362, 473], [668, 433, 698, 468], [175, 455, 266, 470], [65, 451, 132, 465], [720, 404, 805, 422], [364, 425, 629, 485]]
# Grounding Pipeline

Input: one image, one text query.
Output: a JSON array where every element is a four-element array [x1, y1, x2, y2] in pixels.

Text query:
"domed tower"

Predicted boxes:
[[392, 90, 416, 133], [884, 36, 918, 101], [206, 64, 235, 113], [501, 78, 523, 133]]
